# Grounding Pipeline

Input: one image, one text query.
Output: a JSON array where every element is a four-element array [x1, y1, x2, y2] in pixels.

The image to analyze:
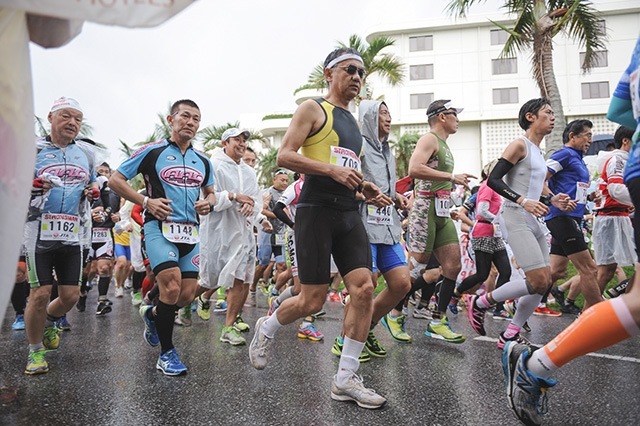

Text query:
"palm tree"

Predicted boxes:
[[446, 0, 606, 154], [198, 121, 269, 156], [392, 132, 420, 177], [294, 34, 405, 100], [256, 147, 279, 187]]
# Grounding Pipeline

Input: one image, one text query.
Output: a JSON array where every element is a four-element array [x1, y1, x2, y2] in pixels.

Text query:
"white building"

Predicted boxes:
[[247, 2, 640, 177]]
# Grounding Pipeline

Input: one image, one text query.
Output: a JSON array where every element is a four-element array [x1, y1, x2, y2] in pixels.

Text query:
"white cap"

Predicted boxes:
[[221, 128, 250, 142], [50, 97, 83, 114]]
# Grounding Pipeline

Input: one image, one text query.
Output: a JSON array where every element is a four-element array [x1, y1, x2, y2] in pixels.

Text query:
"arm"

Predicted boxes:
[[131, 203, 144, 227], [277, 100, 363, 190], [273, 201, 294, 229], [408, 133, 476, 187], [607, 156, 633, 205], [476, 201, 496, 222], [194, 185, 216, 216], [109, 171, 172, 221]]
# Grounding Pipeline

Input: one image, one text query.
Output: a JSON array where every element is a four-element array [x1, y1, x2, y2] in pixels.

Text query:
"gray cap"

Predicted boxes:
[[221, 128, 250, 142]]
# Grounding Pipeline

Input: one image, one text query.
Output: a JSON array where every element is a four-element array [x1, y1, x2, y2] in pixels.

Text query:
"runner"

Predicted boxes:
[[592, 125, 635, 296], [89, 164, 120, 315], [23, 97, 99, 374], [546, 119, 601, 311], [466, 98, 572, 349], [108, 99, 215, 376], [502, 38, 640, 425], [406, 99, 475, 343], [249, 47, 392, 409], [356, 99, 411, 355], [198, 128, 264, 345]]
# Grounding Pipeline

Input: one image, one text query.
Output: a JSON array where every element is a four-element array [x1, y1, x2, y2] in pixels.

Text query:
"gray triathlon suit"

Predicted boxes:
[[502, 136, 550, 272]]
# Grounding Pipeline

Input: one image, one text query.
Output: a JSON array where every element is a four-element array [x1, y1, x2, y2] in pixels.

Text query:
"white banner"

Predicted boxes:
[[0, 9, 36, 327], [0, 1, 193, 326], [0, 0, 194, 28]]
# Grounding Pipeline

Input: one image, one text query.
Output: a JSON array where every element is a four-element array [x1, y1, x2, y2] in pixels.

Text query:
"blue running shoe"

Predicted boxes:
[[139, 305, 159, 347], [503, 342, 556, 426], [156, 348, 187, 376], [57, 315, 71, 331], [448, 296, 460, 315], [12, 314, 25, 330]]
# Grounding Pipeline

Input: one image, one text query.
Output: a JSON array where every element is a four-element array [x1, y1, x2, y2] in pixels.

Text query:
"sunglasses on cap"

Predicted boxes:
[[335, 64, 367, 79]]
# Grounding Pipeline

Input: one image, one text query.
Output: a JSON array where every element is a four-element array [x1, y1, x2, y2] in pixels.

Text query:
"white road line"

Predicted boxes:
[[473, 336, 640, 364]]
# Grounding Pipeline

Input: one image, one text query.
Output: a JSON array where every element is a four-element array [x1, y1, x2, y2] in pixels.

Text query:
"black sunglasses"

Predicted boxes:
[[335, 64, 366, 79]]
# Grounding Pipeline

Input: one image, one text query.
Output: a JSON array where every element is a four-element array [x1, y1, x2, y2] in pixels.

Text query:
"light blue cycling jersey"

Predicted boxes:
[[117, 139, 214, 225]]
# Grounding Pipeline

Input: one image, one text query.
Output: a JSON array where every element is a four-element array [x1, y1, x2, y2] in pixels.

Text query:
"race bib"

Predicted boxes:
[[435, 191, 451, 217], [40, 213, 79, 242], [575, 182, 589, 204], [367, 205, 393, 226], [162, 221, 199, 244], [273, 233, 285, 246], [330, 146, 361, 171], [92, 227, 111, 243], [493, 224, 503, 238], [630, 69, 639, 120]]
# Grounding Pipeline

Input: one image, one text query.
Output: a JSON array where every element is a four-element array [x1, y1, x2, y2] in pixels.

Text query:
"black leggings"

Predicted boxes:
[[11, 281, 30, 315], [457, 249, 511, 295]]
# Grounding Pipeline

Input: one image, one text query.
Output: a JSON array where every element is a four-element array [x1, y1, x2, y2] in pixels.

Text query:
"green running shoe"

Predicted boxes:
[[25, 349, 49, 375], [220, 326, 246, 346], [233, 315, 250, 333], [331, 336, 370, 362], [425, 317, 466, 343], [365, 330, 387, 358], [43, 326, 59, 350], [381, 314, 412, 343]]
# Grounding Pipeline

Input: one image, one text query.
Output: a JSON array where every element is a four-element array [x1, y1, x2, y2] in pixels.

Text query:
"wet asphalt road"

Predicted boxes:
[[1, 289, 639, 426]]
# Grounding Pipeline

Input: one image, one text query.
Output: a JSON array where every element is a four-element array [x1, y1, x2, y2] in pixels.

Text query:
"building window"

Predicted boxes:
[[493, 87, 518, 104], [410, 93, 434, 109], [595, 19, 606, 36], [490, 29, 509, 45], [410, 64, 433, 80], [581, 82, 609, 99], [492, 58, 518, 75], [409, 35, 433, 52], [580, 50, 608, 68]]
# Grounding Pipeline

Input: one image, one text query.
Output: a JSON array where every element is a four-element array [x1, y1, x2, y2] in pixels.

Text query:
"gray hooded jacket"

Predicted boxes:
[[358, 100, 401, 245]]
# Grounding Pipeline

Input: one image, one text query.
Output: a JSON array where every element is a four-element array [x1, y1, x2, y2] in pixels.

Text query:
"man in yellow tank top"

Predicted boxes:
[[249, 47, 392, 409]]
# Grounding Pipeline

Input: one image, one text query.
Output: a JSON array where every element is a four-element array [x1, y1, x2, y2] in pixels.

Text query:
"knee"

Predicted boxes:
[[443, 261, 461, 278], [30, 289, 51, 307], [162, 282, 181, 303], [551, 269, 566, 283], [349, 281, 375, 302], [528, 277, 551, 294], [301, 294, 325, 314]]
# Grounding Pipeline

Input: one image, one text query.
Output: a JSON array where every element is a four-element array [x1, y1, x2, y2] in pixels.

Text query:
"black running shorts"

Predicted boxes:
[[295, 206, 372, 284], [546, 215, 589, 257]]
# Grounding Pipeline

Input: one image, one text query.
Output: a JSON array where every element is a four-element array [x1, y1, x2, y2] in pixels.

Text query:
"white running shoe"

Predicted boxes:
[[331, 373, 387, 409]]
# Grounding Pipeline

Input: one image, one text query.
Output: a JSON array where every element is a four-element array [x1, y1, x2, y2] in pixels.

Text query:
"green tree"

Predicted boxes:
[[294, 34, 405, 100], [256, 147, 279, 188], [446, 0, 606, 154], [392, 132, 420, 177]]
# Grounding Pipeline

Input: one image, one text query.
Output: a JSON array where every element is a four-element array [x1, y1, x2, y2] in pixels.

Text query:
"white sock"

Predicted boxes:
[[261, 313, 282, 338], [489, 278, 530, 304], [512, 293, 542, 328], [336, 336, 364, 386]]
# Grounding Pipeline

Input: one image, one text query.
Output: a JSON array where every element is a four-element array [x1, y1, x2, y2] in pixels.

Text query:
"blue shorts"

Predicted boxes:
[[143, 221, 199, 278], [257, 243, 285, 265], [114, 243, 130, 260], [371, 243, 407, 274]]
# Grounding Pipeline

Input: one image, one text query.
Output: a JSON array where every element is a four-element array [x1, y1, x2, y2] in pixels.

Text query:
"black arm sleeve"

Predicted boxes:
[[487, 158, 522, 203], [272, 201, 294, 229]]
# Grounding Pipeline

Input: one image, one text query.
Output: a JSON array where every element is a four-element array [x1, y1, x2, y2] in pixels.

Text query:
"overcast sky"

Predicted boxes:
[[30, 0, 504, 166]]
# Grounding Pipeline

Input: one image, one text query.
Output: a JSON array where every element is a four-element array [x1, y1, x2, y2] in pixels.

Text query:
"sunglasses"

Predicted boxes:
[[335, 64, 367, 79]]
